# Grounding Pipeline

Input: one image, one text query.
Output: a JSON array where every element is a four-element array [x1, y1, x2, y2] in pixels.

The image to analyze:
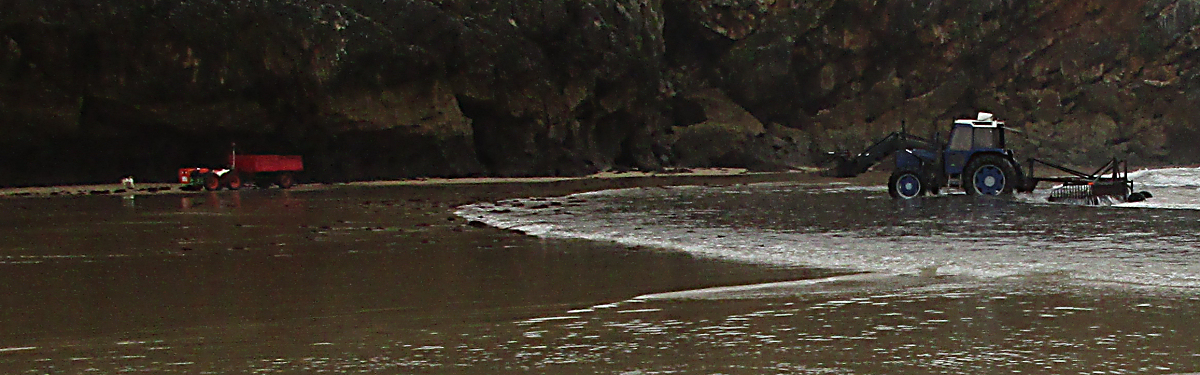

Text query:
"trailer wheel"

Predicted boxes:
[[888, 170, 925, 199], [224, 173, 242, 190], [202, 173, 221, 191], [964, 155, 1016, 196], [276, 173, 295, 189]]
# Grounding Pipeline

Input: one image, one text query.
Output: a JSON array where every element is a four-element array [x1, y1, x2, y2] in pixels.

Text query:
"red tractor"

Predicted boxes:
[[179, 151, 303, 190]]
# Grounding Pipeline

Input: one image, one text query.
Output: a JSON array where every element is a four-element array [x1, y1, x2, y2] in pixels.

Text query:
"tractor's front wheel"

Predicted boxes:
[[888, 170, 925, 199], [963, 155, 1017, 196]]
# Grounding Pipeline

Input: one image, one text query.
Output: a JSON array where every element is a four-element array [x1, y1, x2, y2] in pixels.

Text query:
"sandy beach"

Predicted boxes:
[[6, 167, 1198, 374], [1, 168, 858, 373], [0, 167, 865, 203]]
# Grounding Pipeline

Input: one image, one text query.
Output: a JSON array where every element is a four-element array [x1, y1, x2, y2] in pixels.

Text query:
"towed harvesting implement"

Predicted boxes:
[[179, 150, 303, 191], [824, 112, 1151, 203]]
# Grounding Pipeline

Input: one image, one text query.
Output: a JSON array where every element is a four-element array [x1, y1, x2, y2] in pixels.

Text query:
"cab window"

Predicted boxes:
[[948, 127, 972, 151], [973, 128, 998, 149]]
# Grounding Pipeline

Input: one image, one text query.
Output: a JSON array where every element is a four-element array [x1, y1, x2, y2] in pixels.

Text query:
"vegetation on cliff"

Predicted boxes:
[[1, 0, 1198, 185]]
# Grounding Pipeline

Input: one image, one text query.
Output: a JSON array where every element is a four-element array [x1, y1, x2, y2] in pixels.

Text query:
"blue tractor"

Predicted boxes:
[[825, 112, 1146, 202]]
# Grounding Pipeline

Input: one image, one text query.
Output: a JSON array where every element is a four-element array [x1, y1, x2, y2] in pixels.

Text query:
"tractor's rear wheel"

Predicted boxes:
[[202, 173, 221, 191], [224, 173, 242, 190], [964, 155, 1017, 195], [888, 170, 925, 199]]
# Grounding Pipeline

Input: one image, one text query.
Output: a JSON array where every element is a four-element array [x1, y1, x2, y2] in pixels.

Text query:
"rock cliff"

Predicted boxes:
[[1, 0, 1197, 185]]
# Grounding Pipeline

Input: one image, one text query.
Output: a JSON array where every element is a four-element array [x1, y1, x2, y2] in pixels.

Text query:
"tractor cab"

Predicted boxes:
[[943, 112, 1013, 178]]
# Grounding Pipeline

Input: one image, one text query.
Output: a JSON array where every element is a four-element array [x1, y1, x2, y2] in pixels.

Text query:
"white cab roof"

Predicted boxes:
[[954, 112, 1003, 128]]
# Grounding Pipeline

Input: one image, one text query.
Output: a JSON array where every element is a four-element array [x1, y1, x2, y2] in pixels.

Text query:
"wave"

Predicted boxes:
[[458, 170, 1200, 291], [1129, 167, 1200, 188]]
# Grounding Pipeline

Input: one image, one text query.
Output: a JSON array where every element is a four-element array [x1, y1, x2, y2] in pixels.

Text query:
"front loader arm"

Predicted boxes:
[[823, 132, 936, 177]]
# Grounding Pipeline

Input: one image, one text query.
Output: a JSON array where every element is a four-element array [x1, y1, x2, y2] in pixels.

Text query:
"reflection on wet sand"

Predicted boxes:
[[0, 186, 822, 373], [2, 178, 1200, 373]]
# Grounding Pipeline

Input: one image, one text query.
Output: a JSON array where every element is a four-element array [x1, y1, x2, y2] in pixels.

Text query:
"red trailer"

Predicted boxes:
[[179, 152, 303, 190]]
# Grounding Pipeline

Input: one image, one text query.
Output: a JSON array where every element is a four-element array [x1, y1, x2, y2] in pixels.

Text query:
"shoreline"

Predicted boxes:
[[0, 167, 885, 203], [12, 160, 1189, 202]]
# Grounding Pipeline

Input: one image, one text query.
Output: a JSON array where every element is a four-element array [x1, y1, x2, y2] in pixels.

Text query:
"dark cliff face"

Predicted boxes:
[[669, 0, 1200, 165], [0, 0, 668, 184], [0, 0, 1197, 185]]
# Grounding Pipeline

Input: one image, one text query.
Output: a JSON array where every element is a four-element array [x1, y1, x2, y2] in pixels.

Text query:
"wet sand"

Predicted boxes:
[[0, 169, 857, 373], [0, 167, 847, 200], [7, 168, 1195, 373]]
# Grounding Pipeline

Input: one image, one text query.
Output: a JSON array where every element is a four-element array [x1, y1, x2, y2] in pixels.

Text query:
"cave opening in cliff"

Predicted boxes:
[[457, 95, 542, 177], [670, 96, 707, 127]]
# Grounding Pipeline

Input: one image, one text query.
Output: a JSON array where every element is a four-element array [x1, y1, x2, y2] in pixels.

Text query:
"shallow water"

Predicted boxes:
[[452, 167, 1200, 373], [460, 168, 1200, 289], [4, 169, 1200, 373]]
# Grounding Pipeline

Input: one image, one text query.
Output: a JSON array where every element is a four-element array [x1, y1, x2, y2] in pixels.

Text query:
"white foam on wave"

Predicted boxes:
[[1129, 167, 1200, 188], [457, 176, 1200, 290], [634, 273, 922, 301], [462, 202, 1092, 286], [1116, 167, 1200, 210]]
